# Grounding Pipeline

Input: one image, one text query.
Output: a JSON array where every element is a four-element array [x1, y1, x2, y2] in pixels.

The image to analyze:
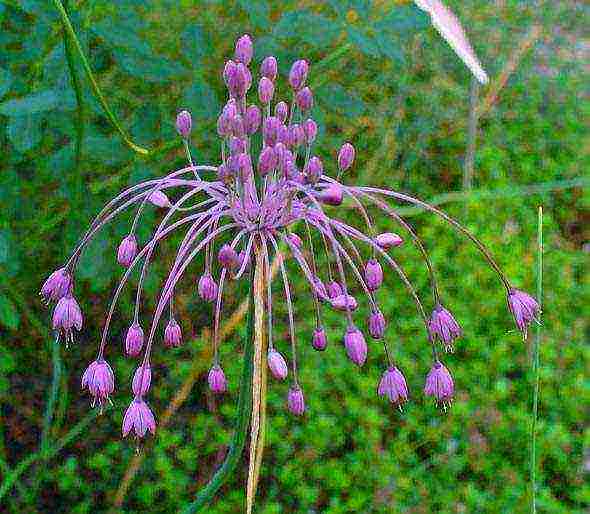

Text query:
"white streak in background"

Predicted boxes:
[[415, 0, 489, 84]]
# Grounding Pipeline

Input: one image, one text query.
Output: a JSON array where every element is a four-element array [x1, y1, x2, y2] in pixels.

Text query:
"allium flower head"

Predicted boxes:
[[424, 361, 454, 410], [164, 318, 182, 348], [287, 386, 305, 416], [378, 367, 409, 409], [81, 359, 114, 408], [507, 288, 540, 338], [117, 234, 138, 268], [344, 327, 367, 366], [40, 267, 72, 304], [429, 304, 462, 352], [208, 365, 227, 394], [122, 398, 156, 439], [52, 294, 83, 344]]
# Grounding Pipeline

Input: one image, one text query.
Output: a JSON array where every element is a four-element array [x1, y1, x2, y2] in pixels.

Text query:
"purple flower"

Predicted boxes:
[[330, 294, 358, 311], [234, 34, 253, 65], [375, 232, 403, 249], [117, 234, 138, 268], [378, 367, 408, 408], [289, 59, 309, 90], [175, 110, 192, 139], [312, 327, 327, 351], [429, 304, 462, 352], [262, 116, 280, 146], [267, 349, 288, 380], [132, 364, 151, 396], [424, 361, 454, 410], [52, 294, 83, 344], [81, 359, 114, 408], [164, 318, 182, 347], [312, 276, 329, 302], [338, 142, 355, 172], [229, 136, 246, 156], [319, 184, 343, 206], [148, 190, 171, 208], [289, 124, 305, 148], [295, 86, 313, 112], [122, 397, 156, 438], [208, 365, 227, 393], [258, 77, 274, 104], [287, 386, 305, 415], [218, 244, 239, 269], [40, 267, 72, 304], [245, 105, 261, 135], [274, 101, 289, 123], [303, 118, 317, 144], [125, 322, 144, 357], [260, 56, 278, 81], [198, 273, 218, 302], [287, 232, 303, 250], [344, 327, 367, 366], [364, 259, 383, 291], [257, 146, 277, 176], [368, 310, 386, 340], [507, 288, 540, 337], [305, 156, 323, 184]]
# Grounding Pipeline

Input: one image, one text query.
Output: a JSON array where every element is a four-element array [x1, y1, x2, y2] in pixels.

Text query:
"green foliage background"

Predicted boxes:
[[0, 0, 588, 512]]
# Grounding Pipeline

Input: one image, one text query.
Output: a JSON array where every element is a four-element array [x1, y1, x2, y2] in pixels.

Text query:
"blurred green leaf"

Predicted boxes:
[[0, 68, 13, 99], [0, 295, 19, 330], [0, 90, 74, 116], [7, 114, 43, 152]]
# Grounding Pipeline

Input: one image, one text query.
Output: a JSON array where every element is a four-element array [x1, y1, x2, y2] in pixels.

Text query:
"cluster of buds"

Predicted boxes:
[[40, 34, 539, 440]]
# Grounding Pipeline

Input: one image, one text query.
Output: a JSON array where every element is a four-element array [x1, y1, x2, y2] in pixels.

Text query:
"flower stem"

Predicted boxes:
[[182, 271, 255, 513]]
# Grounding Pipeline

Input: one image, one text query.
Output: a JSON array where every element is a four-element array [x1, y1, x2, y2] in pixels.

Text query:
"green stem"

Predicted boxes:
[[530, 206, 543, 513], [40, 339, 62, 453], [182, 273, 255, 513], [51, 0, 150, 155]]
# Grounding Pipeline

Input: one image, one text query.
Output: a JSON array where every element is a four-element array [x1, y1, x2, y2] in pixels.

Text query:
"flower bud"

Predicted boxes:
[[507, 288, 540, 338], [40, 267, 72, 304], [305, 156, 323, 183], [164, 318, 182, 347], [81, 359, 114, 408], [378, 367, 409, 408], [125, 322, 144, 357], [231, 114, 246, 138], [368, 310, 386, 339], [229, 136, 246, 156], [208, 365, 227, 393], [428, 304, 462, 352], [52, 294, 83, 343], [277, 123, 290, 146], [289, 124, 305, 148], [287, 386, 305, 415], [175, 110, 192, 139], [122, 398, 156, 438], [364, 259, 383, 291], [287, 232, 303, 250], [274, 101, 288, 123], [218, 244, 239, 269], [326, 281, 343, 299], [148, 190, 172, 208], [303, 118, 317, 144], [237, 153, 253, 180], [256, 146, 276, 176], [312, 327, 327, 351], [262, 116, 280, 146], [289, 59, 309, 90], [217, 112, 232, 137], [344, 327, 367, 366], [223, 60, 238, 87], [132, 364, 151, 396], [319, 184, 343, 206], [245, 105, 261, 134], [258, 77, 274, 104], [375, 232, 403, 249], [234, 34, 253, 65], [198, 273, 218, 302], [267, 349, 288, 380], [338, 142, 355, 172], [330, 294, 358, 311], [295, 86, 313, 111], [261, 56, 278, 81], [117, 235, 138, 268], [424, 361, 454, 409]]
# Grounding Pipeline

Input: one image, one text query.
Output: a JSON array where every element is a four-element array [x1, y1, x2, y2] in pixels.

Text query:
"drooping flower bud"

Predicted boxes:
[[319, 184, 343, 206], [287, 386, 305, 415], [424, 361, 454, 410], [198, 273, 218, 302], [295, 86, 313, 112], [52, 294, 83, 344], [258, 77, 275, 104], [305, 156, 323, 183], [267, 349, 288, 380], [344, 327, 367, 366], [125, 322, 144, 357], [148, 190, 172, 208], [262, 116, 280, 146], [260, 55, 278, 81], [277, 123, 290, 146], [164, 318, 182, 347], [257, 146, 277, 176], [218, 244, 239, 269], [507, 288, 540, 338], [428, 304, 462, 352], [326, 281, 343, 299], [289, 124, 305, 148], [229, 136, 246, 156], [117, 234, 138, 268], [364, 259, 383, 291], [312, 327, 327, 351], [375, 232, 403, 249], [338, 142, 355, 172], [378, 367, 409, 408], [122, 397, 156, 438], [289, 59, 309, 90], [245, 104, 261, 134], [132, 364, 152, 396], [231, 114, 246, 138], [303, 118, 317, 144], [274, 101, 289, 123], [312, 277, 329, 302], [208, 364, 227, 393], [81, 358, 114, 408], [234, 34, 253, 65], [223, 60, 238, 87], [237, 153, 253, 180], [368, 310, 386, 339], [175, 110, 192, 139], [40, 267, 72, 304], [330, 294, 358, 311]]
